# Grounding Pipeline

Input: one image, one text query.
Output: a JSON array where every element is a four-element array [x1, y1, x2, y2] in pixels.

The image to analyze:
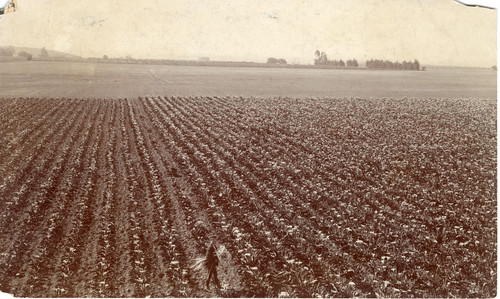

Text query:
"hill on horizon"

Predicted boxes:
[[2, 45, 80, 58]]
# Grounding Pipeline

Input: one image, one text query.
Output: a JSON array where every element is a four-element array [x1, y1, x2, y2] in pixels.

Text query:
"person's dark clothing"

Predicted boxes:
[[205, 242, 220, 288]]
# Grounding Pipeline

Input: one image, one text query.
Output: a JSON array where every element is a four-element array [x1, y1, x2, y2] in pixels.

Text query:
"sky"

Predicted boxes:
[[0, 0, 496, 67]]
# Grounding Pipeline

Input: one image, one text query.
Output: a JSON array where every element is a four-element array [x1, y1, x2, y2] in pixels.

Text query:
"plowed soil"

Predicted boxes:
[[0, 96, 496, 297]]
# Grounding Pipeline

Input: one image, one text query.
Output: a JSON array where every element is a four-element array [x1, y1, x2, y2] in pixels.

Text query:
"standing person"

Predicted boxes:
[[205, 241, 221, 289]]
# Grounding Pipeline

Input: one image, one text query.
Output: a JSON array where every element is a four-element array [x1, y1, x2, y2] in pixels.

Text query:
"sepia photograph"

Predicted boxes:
[[0, 0, 497, 297]]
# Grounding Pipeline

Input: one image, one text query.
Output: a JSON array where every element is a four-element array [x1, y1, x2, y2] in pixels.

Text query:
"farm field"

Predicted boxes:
[[0, 96, 496, 297], [0, 61, 497, 99]]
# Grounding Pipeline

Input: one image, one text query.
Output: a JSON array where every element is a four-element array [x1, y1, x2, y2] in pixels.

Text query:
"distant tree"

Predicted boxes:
[[267, 57, 287, 64], [0, 46, 15, 56], [492, 65, 497, 71], [384, 60, 392, 69], [315, 50, 320, 59], [18, 51, 32, 61], [40, 47, 48, 57], [314, 51, 329, 65], [320, 52, 328, 64], [103, 55, 108, 60], [346, 59, 358, 67], [267, 57, 279, 64], [413, 59, 420, 70], [402, 61, 408, 70], [314, 50, 357, 68], [314, 50, 321, 65]]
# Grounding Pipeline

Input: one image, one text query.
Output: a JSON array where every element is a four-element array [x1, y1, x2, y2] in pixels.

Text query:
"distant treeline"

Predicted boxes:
[[314, 50, 358, 67], [267, 57, 287, 64], [318, 59, 358, 67], [0, 46, 32, 61], [314, 50, 422, 70], [366, 59, 421, 70]]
